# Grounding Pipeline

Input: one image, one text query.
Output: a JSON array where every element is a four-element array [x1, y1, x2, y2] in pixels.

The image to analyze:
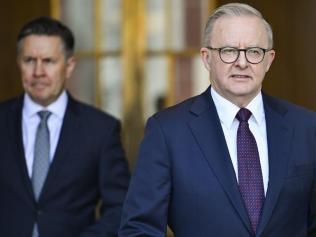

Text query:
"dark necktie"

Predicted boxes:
[[236, 108, 264, 233]]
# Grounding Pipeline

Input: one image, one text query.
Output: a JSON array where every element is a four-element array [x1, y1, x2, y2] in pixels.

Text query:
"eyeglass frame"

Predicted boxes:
[[205, 46, 273, 64]]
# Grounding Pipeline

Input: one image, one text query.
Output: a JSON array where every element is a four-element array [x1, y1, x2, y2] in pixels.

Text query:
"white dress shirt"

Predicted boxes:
[[22, 91, 68, 177], [211, 88, 269, 195]]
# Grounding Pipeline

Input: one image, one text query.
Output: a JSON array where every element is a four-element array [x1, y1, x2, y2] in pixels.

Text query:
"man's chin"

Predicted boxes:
[[231, 86, 260, 97], [29, 94, 52, 107]]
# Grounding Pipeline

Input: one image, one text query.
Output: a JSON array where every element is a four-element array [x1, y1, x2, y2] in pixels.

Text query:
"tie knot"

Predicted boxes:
[[236, 108, 252, 122], [38, 110, 51, 122]]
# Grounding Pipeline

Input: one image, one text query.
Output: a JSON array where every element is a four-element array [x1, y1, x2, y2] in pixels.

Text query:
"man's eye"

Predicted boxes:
[[222, 48, 237, 54], [43, 59, 54, 64], [23, 58, 35, 63], [247, 49, 261, 55]]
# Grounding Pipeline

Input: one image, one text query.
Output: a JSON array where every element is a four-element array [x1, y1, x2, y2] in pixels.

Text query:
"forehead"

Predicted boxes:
[[20, 35, 63, 55], [211, 15, 269, 47]]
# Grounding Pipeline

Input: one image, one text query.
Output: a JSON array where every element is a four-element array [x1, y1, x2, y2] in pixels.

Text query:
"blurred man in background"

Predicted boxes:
[[0, 16, 130, 237]]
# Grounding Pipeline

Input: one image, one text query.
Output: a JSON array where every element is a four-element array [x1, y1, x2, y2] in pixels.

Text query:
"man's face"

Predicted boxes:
[[200, 16, 275, 107], [17, 35, 75, 106]]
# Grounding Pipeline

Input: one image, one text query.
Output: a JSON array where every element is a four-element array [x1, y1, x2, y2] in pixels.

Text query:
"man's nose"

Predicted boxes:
[[34, 61, 45, 76], [235, 51, 248, 68]]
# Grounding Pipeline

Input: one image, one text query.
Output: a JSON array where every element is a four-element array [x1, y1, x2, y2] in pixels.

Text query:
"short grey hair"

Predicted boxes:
[[202, 3, 273, 49]]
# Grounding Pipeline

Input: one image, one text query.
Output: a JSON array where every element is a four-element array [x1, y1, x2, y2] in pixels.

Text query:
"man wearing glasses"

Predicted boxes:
[[119, 3, 316, 237]]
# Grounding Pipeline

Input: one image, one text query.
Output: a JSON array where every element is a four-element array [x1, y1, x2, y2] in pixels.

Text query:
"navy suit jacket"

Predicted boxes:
[[0, 94, 130, 237], [119, 88, 316, 237]]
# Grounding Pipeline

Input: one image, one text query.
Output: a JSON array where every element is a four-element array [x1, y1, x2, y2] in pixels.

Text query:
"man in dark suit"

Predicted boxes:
[[119, 3, 316, 237], [0, 17, 130, 237]]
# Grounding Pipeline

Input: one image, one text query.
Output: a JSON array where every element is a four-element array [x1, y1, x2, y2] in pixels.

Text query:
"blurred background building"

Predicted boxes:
[[1, 0, 316, 170]]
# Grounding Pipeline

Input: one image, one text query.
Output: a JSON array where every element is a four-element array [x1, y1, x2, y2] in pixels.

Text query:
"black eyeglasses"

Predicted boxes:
[[206, 46, 272, 64]]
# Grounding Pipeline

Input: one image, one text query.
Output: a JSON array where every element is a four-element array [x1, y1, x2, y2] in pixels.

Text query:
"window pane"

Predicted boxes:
[[99, 57, 123, 119], [192, 55, 209, 95], [61, 0, 94, 51], [184, 0, 202, 48], [174, 56, 192, 103], [101, 0, 122, 50], [170, 0, 185, 50], [67, 58, 96, 105], [174, 54, 208, 103], [146, 0, 167, 50], [146, 0, 210, 50], [144, 56, 168, 119]]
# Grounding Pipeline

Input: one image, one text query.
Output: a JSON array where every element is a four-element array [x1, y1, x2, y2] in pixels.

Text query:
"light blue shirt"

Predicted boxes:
[[211, 88, 269, 195], [22, 91, 68, 177]]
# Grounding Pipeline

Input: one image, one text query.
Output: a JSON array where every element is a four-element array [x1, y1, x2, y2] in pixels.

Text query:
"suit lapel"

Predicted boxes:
[[188, 89, 252, 233], [8, 96, 35, 204], [256, 94, 292, 236], [39, 96, 80, 201]]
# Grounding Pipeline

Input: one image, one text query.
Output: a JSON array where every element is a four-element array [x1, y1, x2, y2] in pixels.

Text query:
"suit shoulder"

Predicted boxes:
[[151, 94, 199, 124], [0, 96, 20, 106], [0, 96, 21, 113], [71, 99, 120, 126], [265, 94, 316, 120], [151, 95, 202, 126]]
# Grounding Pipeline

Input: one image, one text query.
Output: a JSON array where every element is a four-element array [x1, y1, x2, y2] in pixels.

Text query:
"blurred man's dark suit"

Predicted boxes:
[[0, 94, 130, 237]]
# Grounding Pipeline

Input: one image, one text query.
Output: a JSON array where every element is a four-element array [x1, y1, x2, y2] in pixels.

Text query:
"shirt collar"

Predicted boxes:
[[246, 91, 265, 126], [23, 91, 68, 119], [211, 87, 265, 129]]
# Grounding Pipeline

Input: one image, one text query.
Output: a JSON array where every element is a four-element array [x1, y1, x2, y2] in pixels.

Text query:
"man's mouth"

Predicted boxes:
[[31, 82, 48, 89], [232, 74, 250, 78], [231, 74, 251, 79]]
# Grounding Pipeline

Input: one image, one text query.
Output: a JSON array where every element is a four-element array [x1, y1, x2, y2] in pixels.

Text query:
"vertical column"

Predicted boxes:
[[50, 0, 61, 18], [122, 0, 146, 168], [94, 0, 102, 107]]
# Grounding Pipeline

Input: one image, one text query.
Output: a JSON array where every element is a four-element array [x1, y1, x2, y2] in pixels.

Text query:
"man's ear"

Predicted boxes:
[[264, 49, 275, 72], [65, 56, 76, 79], [200, 47, 211, 71]]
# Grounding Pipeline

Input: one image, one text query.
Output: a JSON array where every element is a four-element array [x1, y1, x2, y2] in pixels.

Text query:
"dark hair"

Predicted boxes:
[[17, 16, 75, 58]]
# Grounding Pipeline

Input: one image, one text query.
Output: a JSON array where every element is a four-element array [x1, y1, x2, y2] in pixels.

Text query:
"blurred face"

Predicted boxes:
[[17, 35, 75, 106], [200, 16, 275, 107]]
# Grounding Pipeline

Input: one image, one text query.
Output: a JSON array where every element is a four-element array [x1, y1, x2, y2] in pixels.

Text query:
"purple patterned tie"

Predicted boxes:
[[236, 108, 264, 233]]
